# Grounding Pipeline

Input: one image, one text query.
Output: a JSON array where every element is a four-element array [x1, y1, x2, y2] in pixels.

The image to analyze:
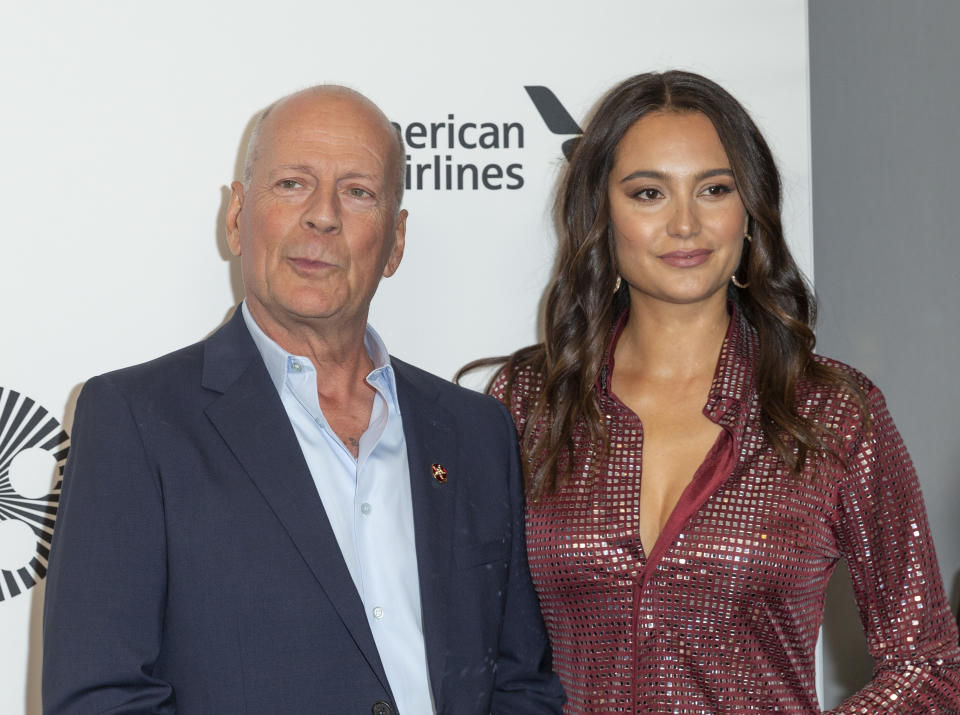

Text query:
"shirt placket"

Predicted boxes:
[[353, 375, 393, 626], [601, 389, 654, 708], [601, 376, 743, 712]]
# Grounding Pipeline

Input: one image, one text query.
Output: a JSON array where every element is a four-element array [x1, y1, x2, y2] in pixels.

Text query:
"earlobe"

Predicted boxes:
[[226, 181, 245, 256], [383, 209, 407, 277]]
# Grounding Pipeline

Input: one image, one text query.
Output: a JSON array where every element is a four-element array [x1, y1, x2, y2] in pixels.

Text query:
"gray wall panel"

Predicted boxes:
[[808, 0, 960, 707]]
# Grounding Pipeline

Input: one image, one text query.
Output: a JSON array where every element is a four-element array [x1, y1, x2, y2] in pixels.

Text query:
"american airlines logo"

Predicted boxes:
[[394, 86, 581, 192], [523, 86, 582, 160]]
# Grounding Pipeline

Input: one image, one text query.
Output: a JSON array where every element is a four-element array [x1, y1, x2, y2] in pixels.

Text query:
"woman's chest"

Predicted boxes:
[[526, 449, 842, 601]]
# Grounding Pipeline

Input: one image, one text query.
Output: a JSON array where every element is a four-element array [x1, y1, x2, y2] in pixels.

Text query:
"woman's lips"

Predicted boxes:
[[659, 249, 712, 268]]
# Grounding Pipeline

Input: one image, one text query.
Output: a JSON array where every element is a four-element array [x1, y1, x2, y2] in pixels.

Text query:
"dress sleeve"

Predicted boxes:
[[489, 365, 535, 437], [829, 386, 960, 713], [489, 367, 514, 410]]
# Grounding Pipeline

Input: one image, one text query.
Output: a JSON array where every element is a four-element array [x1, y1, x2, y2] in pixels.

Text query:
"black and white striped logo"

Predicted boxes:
[[0, 387, 69, 601]]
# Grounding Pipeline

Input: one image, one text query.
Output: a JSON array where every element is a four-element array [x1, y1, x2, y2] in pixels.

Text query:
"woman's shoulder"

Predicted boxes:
[[488, 351, 546, 431], [491, 360, 544, 399], [808, 353, 877, 395], [799, 353, 886, 442]]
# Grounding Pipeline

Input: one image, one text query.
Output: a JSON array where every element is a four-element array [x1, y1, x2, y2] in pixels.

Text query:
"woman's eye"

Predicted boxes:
[[633, 188, 662, 201], [702, 184, 733, 197]]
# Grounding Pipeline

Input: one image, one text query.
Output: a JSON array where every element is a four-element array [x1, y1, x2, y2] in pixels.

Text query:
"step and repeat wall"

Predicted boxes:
[[0, 2, 811, 712]]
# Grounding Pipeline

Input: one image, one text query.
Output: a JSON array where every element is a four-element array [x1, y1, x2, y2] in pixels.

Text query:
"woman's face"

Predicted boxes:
[[607, 110, 748, 310]]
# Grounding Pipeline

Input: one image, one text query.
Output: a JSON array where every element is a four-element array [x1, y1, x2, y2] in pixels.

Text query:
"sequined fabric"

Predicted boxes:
[[493, 310, 960, 714]]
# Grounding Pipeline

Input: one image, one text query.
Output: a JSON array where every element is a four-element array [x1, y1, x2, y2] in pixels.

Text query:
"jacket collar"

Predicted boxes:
[[391, 359, 457, 709], [201, 306, 260, 394]]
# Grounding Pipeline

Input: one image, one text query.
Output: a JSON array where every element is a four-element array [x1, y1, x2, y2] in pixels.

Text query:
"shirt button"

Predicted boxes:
[[372, 606, 384, 620], [291, 361, 302, 372], [360, 503, 372, 515]]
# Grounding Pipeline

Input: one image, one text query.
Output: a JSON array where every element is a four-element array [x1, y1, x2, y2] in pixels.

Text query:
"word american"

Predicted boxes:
[[392, 114, 524, 191]]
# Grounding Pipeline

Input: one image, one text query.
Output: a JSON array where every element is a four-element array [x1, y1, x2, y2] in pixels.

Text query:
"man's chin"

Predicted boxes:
[[259, 296, 364, 330]]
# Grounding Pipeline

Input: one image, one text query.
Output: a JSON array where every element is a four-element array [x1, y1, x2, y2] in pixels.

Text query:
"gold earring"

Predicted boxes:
[[731, 233, 752, 288]]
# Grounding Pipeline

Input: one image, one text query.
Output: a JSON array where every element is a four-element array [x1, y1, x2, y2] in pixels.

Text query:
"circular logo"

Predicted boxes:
[[0, 387, 69, 602]]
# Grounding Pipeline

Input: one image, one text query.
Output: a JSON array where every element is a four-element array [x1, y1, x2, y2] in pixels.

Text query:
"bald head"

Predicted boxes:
[[242, 85, 406, 208], [226, 84, 409, 342]]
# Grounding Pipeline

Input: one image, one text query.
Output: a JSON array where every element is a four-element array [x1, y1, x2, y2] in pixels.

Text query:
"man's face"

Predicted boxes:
[[226, 90, 406, 340]]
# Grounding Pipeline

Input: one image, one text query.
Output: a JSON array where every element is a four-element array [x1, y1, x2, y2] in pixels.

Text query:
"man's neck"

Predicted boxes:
[[245, 300, 375, 391]]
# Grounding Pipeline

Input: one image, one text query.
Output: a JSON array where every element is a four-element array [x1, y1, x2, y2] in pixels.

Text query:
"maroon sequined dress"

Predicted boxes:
[[493, 311, 960, 713]]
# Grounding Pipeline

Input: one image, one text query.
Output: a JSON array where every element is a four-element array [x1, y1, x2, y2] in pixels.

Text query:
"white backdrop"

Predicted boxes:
[[0, 2, 811, 712]]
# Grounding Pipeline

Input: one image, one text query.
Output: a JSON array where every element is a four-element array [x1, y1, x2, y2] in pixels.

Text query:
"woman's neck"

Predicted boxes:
[[614, 294, 730, 383]]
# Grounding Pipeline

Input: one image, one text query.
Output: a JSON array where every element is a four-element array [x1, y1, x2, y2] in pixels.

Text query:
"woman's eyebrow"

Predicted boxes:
[[619, 167, 734, 183]]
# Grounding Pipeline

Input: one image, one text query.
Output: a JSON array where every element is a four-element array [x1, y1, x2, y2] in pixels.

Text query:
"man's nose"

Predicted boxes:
[[301, 187, 342, 234]]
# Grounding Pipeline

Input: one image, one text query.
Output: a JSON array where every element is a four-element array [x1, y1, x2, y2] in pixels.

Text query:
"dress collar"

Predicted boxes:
[[704, 305, 759, 430]]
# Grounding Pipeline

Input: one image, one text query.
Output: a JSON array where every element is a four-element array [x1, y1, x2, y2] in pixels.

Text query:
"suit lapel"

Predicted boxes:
[[393, 360, 457, 710], [201, 309, 392, 696]]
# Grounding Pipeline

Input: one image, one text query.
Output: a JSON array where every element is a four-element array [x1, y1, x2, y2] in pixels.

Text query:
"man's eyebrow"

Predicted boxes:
[[619, 168, 735, 183], [338, 171, 382, 183], [271, 164, 314, 174], [269, 166, 382, 182]]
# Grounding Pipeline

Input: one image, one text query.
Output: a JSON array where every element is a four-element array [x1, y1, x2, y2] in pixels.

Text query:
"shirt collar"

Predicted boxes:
[[240, 301, 397, 404], [702, 304, 759, 429]]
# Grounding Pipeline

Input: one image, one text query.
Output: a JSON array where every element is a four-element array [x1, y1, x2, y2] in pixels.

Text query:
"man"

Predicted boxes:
[[42, 86, 564, 714]]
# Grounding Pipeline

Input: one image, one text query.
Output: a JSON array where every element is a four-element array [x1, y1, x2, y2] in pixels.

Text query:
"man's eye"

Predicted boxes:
[[349, 187, 372, 198], [277, 179, 303, 189]]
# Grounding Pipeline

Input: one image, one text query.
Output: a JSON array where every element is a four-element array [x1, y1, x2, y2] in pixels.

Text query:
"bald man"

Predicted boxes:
[[42, 87, 564, 715]]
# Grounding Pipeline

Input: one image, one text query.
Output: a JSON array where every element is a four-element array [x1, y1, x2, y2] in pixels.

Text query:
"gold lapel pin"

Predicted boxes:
[[431, 463, 448, 483]]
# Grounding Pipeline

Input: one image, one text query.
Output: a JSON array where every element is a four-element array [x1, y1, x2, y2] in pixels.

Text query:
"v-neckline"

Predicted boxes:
[[634, 422, 728, 557], [636, 426, 736, 587]]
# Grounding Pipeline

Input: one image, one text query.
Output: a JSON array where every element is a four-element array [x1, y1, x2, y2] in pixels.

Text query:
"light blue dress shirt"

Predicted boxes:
[[242, 303, 434, 715]]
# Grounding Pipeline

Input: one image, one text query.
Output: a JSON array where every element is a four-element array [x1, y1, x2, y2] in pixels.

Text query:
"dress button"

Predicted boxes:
[[373, 606, 384, 620], [371, 701, 393, 715], [360, 502, 372, 515]]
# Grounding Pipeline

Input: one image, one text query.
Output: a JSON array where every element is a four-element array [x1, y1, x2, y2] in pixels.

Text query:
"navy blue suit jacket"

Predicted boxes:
[[42, 309, 563, 714]]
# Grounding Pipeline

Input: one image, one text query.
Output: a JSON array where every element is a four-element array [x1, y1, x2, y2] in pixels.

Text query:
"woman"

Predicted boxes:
[[474, 71, 960, 712]]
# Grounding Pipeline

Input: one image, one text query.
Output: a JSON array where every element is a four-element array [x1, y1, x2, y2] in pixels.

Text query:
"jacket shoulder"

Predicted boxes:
[[88, 340, 205, 398], [391, 356, 509, 420]]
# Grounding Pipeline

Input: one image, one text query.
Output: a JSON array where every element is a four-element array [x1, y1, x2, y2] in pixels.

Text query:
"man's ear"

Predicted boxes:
[[226, 182, 245, 256], [383, 209, 407, 278]]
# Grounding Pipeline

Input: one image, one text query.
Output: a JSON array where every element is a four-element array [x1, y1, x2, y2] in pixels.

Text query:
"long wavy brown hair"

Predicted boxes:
[[460, 70, 868, 499]]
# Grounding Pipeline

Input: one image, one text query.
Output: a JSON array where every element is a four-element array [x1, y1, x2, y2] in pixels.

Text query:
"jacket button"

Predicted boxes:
[[372, 701, 393, 715]]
